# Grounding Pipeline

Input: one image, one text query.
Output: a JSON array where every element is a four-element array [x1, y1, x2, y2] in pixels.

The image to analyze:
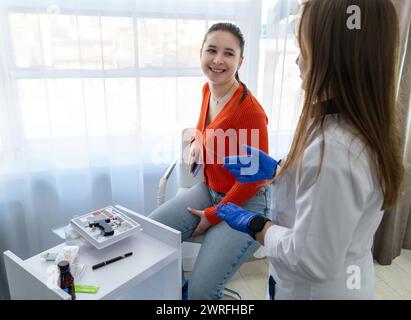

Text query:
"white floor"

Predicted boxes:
[[222, 249, 411, 300]]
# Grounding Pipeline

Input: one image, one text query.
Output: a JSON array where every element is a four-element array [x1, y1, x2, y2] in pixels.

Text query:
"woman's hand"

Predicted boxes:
[[224, 145, 279, 182], [187, 207, 212, 237], [216, 202, 258, 233], [216, 203, 272, 245]]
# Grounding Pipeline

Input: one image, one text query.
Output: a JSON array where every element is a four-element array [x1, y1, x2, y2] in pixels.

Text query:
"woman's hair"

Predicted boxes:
[[202, 22, 248, 103], [279, 0, 403, 210]]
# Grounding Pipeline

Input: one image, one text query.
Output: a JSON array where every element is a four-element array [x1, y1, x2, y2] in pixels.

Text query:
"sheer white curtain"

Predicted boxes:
[[257, 0, 301, 160], [0, 0, 301, 298]]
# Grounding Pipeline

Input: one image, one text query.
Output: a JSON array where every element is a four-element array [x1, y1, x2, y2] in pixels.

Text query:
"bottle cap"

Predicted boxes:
[[58, 260, 70, 271]]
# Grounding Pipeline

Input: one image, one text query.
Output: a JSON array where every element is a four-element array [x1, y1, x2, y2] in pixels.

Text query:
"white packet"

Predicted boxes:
[[55, 245, 79, 266], [47, 245, 86, 290]]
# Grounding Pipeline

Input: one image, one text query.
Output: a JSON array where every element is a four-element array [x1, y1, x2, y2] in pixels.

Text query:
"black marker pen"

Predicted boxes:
[[92, 252, 133, 270]]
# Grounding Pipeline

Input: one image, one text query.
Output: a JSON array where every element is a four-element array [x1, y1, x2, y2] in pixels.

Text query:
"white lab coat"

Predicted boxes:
[[264, 115, 383, 299]]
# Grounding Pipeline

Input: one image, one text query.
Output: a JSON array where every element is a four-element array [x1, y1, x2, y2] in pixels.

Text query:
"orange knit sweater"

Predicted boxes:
[[193, 83, 269, 224]]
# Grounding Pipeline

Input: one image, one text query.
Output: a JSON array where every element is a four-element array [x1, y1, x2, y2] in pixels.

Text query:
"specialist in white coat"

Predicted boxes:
[[264, 114, 383, 299]]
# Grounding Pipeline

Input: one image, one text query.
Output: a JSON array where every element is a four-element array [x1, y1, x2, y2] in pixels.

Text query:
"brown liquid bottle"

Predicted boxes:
[[58, 260, 76, 300]]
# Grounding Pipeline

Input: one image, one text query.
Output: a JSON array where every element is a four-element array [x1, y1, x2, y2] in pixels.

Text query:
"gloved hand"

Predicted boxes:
[[224, 145, 279, 183], [215, 202, 259, 233]]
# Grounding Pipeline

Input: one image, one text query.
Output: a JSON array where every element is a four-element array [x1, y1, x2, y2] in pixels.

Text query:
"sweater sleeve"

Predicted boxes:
[[204, 105, 270, 224]]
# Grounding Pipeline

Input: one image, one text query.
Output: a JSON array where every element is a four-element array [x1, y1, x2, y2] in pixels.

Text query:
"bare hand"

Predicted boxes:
[[187, 207, 212, 237]]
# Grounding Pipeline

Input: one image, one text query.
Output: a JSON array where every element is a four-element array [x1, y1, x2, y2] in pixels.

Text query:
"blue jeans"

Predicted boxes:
[[148, 182, 271, 300]]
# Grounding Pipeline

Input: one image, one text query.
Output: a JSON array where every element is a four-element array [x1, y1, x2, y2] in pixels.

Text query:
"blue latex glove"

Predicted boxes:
[[215, 202, 259, 234], [224, 145, 279, 183]]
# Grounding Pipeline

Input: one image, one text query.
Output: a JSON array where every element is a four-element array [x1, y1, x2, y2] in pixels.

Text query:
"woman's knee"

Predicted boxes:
[[147, 205, 170, 225]]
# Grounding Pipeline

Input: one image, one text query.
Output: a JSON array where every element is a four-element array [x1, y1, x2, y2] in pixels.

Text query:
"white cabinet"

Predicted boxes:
[[3, 205, 181, 300]]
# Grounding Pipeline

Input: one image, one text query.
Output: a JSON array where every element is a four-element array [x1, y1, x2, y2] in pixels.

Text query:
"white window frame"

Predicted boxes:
[[0, 0, 262, 156]]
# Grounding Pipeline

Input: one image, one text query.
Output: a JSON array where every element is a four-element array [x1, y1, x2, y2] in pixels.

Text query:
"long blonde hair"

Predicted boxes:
[[278, 0, 403, 210]]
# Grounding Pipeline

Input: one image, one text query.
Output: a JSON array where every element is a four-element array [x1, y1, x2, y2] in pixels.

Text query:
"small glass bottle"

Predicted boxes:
[[58, 260, 76, 300]]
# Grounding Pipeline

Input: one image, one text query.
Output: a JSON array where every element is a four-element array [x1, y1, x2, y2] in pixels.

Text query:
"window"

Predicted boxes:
[[1, 0, 302, 165], [257, 0, 301, 158], [3, 1, 256, 146]]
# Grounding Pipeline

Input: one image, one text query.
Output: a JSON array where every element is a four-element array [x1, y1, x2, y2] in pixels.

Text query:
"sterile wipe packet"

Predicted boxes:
[[55, 245, 79, 266], [46, 245, 86, 290]]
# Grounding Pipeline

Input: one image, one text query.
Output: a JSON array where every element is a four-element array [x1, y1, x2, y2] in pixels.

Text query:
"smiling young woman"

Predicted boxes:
[[148, 22, 271, 300]]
